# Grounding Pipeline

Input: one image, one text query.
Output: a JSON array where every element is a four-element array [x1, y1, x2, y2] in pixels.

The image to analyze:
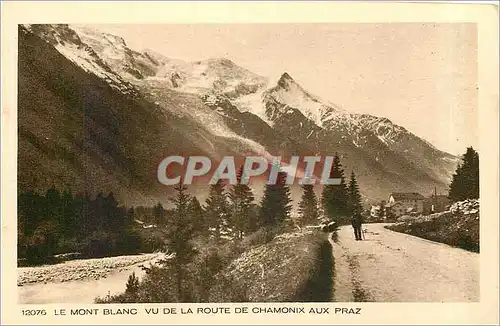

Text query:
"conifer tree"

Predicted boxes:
[[45, 186, 61, 227], [188, 196, 205, 237], [259, 171, 292, 228], [230, 167, 255, 239], [297, 183, 319, 226], [346, 171, 363, 216], [449, 147, 480, 201], [74, 192, 92, 235], [18, 190, 44, 236], [125, 272, 140, 296], [60, 189, 75, 238], [321, 153, 348, 221], [204, 179, 230, 241], [153, 203, 165, 225], [163, 182, 196, 301], [245, 204, 260, 234], [126, 207, 135, 226], [92, 193, 106, 232], [105, 192, 120, 230]]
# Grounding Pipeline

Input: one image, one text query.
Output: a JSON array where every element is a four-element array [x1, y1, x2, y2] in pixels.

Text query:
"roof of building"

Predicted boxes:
[[389, 201, 403, 207], [390, 192, 427, 201]]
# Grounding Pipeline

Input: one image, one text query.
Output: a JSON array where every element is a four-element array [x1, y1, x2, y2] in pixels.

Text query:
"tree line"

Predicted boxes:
[[152, 152, 363, 244], [18, 152, 363, 266], [449, 146, 479, 202], [18, 189, 141, 264]]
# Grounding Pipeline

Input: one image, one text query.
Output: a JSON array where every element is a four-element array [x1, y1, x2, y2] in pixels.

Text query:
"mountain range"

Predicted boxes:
[[18, 24, 459, 206]]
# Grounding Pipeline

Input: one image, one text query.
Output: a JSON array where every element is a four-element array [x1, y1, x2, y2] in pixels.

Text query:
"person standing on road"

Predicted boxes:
[[351, 213, 363, 240]]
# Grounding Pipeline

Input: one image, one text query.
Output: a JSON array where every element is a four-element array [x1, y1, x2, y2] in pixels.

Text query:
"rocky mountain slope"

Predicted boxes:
[[18, 25, 268, 205], [18, 24, 459, 204]]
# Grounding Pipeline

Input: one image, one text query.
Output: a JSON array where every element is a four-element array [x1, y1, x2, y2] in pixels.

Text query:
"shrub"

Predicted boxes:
[[218, 229, 332, 302], [240, 227, 278, 248], [95, 227, 332, 304], [96, 239, 250, 303], [386, 202, 479, 253]]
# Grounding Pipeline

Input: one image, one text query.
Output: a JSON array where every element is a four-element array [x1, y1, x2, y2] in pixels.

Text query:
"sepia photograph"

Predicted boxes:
[[1, 1, 499, 325], [16, 22, 480, 304]]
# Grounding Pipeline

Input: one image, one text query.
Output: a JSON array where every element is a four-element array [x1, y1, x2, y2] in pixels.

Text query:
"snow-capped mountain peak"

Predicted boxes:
[[22, 24, 137, 95], [151, 56, 268, 95], [263, 72, 346, 128], [71, 24, 163, 81], [20, 23, 459, 203], [276, 72, 303, 90]]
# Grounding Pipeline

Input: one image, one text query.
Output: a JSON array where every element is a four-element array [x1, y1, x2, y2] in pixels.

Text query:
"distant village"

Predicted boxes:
[[368, 191, 451, 221]]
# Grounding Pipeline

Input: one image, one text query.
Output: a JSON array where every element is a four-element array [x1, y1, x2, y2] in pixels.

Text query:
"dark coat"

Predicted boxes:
[[351, 215, 363, 228]]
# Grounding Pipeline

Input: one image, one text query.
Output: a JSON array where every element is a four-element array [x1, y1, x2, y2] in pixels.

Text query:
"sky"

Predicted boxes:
[[93, 23, 478, 156]]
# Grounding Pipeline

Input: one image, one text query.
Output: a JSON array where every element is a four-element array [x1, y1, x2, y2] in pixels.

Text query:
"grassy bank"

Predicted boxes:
[[217, 228, 332, 302], [95, 227, 333, 303], [386, 199, 479, 252]]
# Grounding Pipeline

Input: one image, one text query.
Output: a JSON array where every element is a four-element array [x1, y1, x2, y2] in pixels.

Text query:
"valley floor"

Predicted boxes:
[[17, 253, 163, 304], [330, 223, 479, 302], [18, 224, 480, 304]]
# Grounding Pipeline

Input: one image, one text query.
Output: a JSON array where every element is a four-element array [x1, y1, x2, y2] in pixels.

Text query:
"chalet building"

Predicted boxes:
[[387, 192, 426, 217]]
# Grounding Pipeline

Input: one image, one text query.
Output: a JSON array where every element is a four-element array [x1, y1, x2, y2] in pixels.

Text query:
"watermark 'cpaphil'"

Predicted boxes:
[[157, 155, 342, 186]]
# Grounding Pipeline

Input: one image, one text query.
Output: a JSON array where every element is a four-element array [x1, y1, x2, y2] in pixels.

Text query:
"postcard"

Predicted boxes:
[[1, 1, 499, 325]]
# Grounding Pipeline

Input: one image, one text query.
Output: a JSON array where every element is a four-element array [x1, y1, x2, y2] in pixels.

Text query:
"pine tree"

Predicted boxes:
[[45, 186, 62, 230], [74, 192, 92, 236], [42, 186, 62, 250], [125, 272, 140, 295], [60, 190, 76, 238], [449, 147, 480, 201], [204, 180, 230, 241], [259, 171, 292, 228], [163, 182, 196, 301], [297, 184, 319, 226], [321, 153, 348, 222], [346, 171, 363, 216], [18, 190, 43, 236], [153, 203, 165, 226], [245, 204, 260, 234], [230, 167, 255, 239], [126, 207, 135, 226], [92, 193, 106, 232], [105, 192, 120, 230], [188, 196, 204, 237]]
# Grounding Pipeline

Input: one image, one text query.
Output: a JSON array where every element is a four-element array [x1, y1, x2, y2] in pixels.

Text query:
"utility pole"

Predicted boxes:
[[433, 186, 438, 212]]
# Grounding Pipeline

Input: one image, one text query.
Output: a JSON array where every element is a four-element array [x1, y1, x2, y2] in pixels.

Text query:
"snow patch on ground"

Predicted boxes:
[[450, 199, 479, 215], [18, 253, 163, 286]]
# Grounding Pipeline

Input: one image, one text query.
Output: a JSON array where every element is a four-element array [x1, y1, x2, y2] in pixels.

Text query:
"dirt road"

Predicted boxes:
[[330, 223, 479, 302], [18, 253, 164, 304]]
